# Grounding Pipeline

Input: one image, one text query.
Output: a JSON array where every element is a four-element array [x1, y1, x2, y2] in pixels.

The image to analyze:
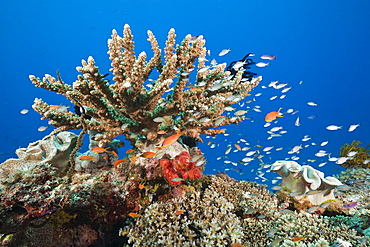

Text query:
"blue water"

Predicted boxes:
[[1, 0, 369, 186]]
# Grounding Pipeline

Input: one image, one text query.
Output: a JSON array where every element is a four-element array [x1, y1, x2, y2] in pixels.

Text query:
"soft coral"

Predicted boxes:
[[160, 151, 202, 186]]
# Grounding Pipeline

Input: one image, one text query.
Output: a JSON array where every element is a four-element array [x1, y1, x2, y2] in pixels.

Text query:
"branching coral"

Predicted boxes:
[[120, 188, 243, 246], [339, 140, 370, 168], [30, 24, 261, 149]]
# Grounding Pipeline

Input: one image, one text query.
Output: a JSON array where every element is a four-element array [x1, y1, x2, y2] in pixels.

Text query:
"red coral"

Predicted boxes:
[[160, 151, 202, 186]]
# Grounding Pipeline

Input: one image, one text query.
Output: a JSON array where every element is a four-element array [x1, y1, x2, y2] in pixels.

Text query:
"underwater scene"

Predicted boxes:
[[1, 0, 370, 246]]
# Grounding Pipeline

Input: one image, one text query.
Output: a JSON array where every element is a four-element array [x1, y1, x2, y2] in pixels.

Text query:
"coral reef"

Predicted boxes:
[[1, 24, 369, 247], [339, 140, 370, 168]]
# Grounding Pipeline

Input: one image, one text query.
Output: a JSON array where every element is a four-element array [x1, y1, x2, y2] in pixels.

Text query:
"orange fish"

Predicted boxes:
[[174, 210, 185, 215], [234, 144, 242, 151], [91, 147, 108, 153], [231, 244, 245, 247], [264, 108, 283, 122], [126, 149, 135, 154], [141, 151, 157, 158], [79, 155, 95, 161], [113, 159, 126, 167], [157, 130, 167, 135], [128, 212, 142, 218], [162, 133, 182, 148], [49, 104, 61, 110], [139, 183, 146, 190], [131, 153, 137, 164], [291, 237, 306, 242]]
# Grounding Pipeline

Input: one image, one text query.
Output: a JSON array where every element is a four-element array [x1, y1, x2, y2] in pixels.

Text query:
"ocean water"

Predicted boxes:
[[1, 0, 369, 187]]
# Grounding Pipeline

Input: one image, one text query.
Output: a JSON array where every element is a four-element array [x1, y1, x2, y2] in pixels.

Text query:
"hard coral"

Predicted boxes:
[[30, 24, 261, 148], [160, 151, 202, 186]]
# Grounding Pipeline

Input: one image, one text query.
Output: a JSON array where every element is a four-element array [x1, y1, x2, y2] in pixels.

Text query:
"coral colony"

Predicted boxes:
[[0, 24, 369, 246]]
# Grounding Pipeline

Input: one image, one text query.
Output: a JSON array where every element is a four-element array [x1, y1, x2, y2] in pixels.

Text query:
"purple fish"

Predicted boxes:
[[260, 55, 276, 60], [344, 202, 358, 208]]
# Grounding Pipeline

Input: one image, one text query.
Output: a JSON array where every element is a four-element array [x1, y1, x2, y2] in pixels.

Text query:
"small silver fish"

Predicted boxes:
[[242, 157, 254, 162], [295, 116, 300, 126], [234, 110, 248, 116], [37, 126, 48, 132], [224, 106, 235, 111], [198, 67, 209, 73], [348, 124, 360, 132], [245, 208, 258, 214], [267, 228, 279, 237], [281, 86, 292, 93], [269, 96, 277, 100], [171, 177, 184, 182], [326, 125, 342, 131], [270, 238, 285, 247], [306, 190, 321, 195], [307, 101, 318, 106], [318, 162, 327, 167], [246, 151, 256, 156], [289, 192, 303, 197], [336, 157, 349, 164], [320, 141, 329, 146], [306, 206, 319, 214], [218, 49, 231, 56], [20, 109, 29, 114], [153, 117, 165, 123], [271, 185, 282, 190], [275, 83, 287, 89], [336, 185, 351, 191], [256, 62, 269, 68]]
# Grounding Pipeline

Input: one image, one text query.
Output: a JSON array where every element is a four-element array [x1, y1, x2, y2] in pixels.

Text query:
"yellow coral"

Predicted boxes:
[[339, 140, 370, 168]]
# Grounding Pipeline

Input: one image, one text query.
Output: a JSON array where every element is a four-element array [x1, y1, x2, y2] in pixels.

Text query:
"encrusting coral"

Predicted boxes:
[[30, 24, 261, 149]]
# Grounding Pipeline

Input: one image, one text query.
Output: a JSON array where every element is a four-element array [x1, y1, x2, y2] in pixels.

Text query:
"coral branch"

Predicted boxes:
[[30, 24, 261, 147]]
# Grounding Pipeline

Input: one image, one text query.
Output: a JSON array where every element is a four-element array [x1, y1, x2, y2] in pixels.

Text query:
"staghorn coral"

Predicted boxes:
[[339, 140, 370, 168], [30, 24, 261, 149]]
